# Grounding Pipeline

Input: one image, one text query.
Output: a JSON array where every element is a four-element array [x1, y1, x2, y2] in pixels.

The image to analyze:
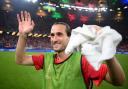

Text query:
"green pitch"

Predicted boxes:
[[0, 51, 128, 89]]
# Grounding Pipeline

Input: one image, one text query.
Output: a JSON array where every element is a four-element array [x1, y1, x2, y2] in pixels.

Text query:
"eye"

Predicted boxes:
[[50, 33, 55, 37], [49, 32, 63, 37]]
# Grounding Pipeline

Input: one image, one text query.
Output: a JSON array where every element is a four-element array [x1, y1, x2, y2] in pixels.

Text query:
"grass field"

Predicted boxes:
[[0, 51, 128, 89]]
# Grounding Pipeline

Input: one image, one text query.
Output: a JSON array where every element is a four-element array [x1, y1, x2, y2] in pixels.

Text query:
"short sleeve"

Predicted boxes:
[[32, 54, 44, 70], [91, 64, 108, 86], [82, 55, 108, 87]]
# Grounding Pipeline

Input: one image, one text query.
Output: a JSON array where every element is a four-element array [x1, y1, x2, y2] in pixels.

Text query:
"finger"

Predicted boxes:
[[31, 20, 35, 27], [17, 14, 21, 23], [27, 12, 31, 21], [21, 11, 25, 21], [24, 11, 28, 21]]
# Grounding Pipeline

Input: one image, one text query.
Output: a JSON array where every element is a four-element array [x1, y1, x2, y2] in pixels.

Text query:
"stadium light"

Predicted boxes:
[[43, 34, 47, 37], [0, 31, 3, 34], [124, 6, 128, 9], [28, 33, 33, 36], [2, 0, 13, 12], [12, 32, 16, 35], [34, 33, 38, 37], [26, 0, 38, 3], [6, 32, 10, 34], [110, 9, 114, 12], [117, 8, 121, 10], [37, 34, 42, 37], [27, 0, 31, 2], [31, 0, 37, 3], [17, 32, 19, 36]]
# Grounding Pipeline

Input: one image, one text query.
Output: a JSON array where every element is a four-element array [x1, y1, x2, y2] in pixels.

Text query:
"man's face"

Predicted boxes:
[[50, 24, 69, 52]]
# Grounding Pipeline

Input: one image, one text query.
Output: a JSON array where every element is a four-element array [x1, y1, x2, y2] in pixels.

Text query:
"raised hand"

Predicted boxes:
[[17, 11, 35, 34]]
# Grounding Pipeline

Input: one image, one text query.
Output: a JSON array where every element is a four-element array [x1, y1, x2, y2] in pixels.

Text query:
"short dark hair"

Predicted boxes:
[[53, 22, 71, 37]]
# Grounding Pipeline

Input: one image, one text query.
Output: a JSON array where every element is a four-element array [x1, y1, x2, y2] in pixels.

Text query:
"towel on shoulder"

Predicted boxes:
[[65, 24, 122, 71]]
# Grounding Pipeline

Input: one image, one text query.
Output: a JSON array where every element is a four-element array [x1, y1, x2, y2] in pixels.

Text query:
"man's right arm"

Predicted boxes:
[[15, 11, 35, 66], [15, 33, 33, 65]]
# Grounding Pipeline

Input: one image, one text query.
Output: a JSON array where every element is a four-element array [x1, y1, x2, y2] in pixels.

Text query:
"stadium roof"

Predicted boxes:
[[0, 0, 128, 35]]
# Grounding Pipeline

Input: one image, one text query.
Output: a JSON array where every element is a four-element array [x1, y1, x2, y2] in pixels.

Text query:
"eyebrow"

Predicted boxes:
[[50, 32, 63, 36]]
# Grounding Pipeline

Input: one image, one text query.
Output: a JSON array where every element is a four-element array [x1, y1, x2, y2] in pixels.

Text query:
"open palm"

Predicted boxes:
[[17, 11, 35, 34]]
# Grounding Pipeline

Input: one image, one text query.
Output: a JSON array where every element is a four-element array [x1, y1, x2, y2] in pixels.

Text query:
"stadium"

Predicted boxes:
[[0, 0, 128, 89]]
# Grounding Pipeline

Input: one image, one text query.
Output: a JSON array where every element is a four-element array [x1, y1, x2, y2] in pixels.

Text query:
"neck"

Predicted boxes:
[[56, 51, 71, 61]]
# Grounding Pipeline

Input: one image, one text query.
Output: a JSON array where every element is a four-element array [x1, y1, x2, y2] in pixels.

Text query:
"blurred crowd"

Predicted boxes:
[[117, 40, 128, 52], [0, 32, 52, 50], [0, 31, 128, 52]]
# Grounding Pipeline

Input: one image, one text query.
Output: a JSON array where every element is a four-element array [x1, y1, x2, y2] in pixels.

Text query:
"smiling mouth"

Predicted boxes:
[[53, 43, 60, 46]]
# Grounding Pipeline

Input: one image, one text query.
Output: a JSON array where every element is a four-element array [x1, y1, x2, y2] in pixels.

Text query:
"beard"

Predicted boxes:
[[53, 46, 65, 53], [52, 44, 66, 53], [54, 49, 63, 53]]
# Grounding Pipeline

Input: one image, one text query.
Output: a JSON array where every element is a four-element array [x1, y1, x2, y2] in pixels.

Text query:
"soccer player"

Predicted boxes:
[[16, 11, 125, 89]]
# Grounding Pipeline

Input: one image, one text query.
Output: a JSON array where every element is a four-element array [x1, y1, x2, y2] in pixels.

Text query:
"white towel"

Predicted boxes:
[[65, 24, 122, 70]]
